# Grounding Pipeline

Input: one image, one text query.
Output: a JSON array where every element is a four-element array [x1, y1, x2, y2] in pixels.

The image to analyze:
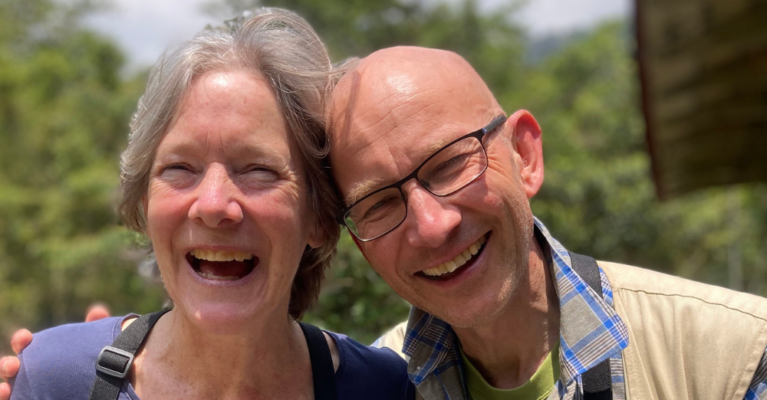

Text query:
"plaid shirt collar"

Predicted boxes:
[[402, 217, 630, 398]]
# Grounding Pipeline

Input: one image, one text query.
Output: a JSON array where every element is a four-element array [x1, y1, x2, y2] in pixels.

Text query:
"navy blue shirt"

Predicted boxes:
[[11, 316, 415, 399]]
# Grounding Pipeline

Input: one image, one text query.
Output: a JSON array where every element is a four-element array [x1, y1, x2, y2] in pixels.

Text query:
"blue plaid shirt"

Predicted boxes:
[[398, 217, 767, 400]]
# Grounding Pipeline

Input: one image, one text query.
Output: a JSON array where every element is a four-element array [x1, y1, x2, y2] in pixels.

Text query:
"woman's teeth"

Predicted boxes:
[[422, 235, 487, 277], [191, 249, 253, 262], [197, 271, 241, 281], [189, 249, 256, 281]]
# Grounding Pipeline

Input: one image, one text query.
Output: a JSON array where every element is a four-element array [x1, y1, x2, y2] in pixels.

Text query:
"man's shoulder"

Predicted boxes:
[[12, 317, 125, 399], [599, 260, 767, 320], [372, 321, 409, 361], [600, 261, 767, 399]]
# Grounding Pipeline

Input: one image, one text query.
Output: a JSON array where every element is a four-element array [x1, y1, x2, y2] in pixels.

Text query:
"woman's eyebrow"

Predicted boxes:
[[153, 140, 203, 162], [226, 143, 291, 165]]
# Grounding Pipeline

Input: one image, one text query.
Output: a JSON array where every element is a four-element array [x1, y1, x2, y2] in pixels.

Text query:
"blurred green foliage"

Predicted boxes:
[[0, 0, 166, 349], [1, 0, 765, 353], [515, 23, 767, 294]]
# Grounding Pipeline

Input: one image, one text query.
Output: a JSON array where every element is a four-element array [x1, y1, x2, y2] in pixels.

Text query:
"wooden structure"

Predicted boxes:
[[636, 0, 767, 200]]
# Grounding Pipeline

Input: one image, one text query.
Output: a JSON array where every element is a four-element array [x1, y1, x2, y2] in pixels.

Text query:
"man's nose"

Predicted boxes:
[[188, 166, 243, 227], [402, 181, 461, 248]]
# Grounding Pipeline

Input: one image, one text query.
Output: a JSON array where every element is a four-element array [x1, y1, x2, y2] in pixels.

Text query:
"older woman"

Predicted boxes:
[[3, 8, 414, 400]]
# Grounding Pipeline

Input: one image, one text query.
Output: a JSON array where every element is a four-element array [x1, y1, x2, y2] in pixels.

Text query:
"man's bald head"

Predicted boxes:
[[329, 46, 503, 203]]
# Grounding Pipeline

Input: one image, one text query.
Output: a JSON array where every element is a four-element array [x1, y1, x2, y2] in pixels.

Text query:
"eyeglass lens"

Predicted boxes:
[[344, 136, 487, 240]]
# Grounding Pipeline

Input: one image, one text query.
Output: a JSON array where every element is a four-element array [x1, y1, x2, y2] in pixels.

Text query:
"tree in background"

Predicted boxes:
[[516, 23, 767, 294], [0, 0, 166, 348], [1, 0, 765, 351]]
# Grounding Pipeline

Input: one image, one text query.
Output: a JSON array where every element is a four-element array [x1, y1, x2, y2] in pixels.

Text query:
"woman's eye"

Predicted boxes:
[[242, 165, 279, 180], [160, 164, 193, 174], [247, 166, 271, 173], [154, 163, 197, 187]]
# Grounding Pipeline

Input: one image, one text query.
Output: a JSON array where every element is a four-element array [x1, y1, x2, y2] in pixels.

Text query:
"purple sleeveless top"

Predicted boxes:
[[11, 316, 415, 400]]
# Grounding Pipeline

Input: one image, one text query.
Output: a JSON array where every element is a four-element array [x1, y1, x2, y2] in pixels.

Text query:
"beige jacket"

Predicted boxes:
[[602, 261, 767, 399], [378, 261, 767, 399]]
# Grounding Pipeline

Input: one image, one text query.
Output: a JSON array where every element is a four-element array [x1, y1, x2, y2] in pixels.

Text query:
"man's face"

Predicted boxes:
[[329, 49, 539, 328]]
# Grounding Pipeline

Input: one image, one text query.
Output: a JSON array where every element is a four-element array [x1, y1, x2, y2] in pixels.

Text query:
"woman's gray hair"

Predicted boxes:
[[119, 8, 341, 319]]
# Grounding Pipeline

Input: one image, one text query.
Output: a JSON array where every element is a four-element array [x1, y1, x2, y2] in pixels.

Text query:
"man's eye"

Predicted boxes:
[[442, 154, 469, 169], [361, 195, 399, 220], [430, 153, 471, 177]]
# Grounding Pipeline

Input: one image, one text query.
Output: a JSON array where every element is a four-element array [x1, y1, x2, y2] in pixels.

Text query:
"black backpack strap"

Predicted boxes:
[[88, 310, 168, 400], [299, 322, 338, 400], [569, 252, 613, 400]]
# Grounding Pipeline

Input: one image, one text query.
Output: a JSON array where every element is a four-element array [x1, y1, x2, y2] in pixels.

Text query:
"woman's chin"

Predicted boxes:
[[180, 302, 274, 335]]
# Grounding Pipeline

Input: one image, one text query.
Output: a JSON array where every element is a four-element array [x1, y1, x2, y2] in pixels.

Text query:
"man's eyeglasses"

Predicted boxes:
[[340, 115, 507, 241]]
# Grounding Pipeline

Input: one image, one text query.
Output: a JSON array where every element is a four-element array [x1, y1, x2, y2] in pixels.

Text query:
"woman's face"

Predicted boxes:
[[145, 70, 322, 332]]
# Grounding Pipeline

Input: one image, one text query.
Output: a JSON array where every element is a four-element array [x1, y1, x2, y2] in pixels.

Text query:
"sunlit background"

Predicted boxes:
[[0, 0, 764, 351], [81, 0, 631, 70]]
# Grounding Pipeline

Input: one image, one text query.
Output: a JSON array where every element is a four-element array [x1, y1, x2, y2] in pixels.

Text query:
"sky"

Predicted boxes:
[[82, 0, 632, 70]]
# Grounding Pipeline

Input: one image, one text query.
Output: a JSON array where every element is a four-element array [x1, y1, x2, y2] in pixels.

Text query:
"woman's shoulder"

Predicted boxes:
[[325, 331, 415, 400], [11, 316, 132, 400]]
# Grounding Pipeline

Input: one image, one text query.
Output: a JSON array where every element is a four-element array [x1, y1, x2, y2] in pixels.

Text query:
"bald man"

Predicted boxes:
[[327, 47, 767, 400], [3, 47, 767, 400]]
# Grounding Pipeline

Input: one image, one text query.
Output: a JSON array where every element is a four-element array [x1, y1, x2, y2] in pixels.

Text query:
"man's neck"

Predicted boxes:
[[453, 239, 560, 389]]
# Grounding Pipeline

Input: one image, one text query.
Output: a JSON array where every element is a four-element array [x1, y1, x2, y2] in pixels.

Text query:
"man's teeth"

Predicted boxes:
[[191, 249, 253, 262], [422, 235, 487, 277]]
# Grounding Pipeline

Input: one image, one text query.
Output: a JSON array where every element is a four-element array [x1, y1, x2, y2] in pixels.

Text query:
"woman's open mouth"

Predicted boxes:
[[186, 250, 258, 281]]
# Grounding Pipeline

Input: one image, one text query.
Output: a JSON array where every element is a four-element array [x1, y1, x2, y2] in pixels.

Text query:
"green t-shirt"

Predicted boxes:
[[460, 342, 560, 400]]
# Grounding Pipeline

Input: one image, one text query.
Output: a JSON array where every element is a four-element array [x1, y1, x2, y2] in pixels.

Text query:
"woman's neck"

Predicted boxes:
[[129, 309, 314, 400]]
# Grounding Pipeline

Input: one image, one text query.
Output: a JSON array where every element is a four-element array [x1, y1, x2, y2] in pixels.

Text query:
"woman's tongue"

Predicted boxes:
[[197, 260, 253, 280]]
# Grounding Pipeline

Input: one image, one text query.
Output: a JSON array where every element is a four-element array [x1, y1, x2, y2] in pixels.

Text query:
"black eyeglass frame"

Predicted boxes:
[[339, 115, 508, 241]]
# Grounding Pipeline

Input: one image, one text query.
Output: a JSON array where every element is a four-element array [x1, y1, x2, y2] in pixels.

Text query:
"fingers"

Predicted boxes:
[[1, 331, 28, 400], [0, 355, 20, 380], [85, 304, 111, 323], [0, 382, 10, 400], [10, 330, 32, 355]]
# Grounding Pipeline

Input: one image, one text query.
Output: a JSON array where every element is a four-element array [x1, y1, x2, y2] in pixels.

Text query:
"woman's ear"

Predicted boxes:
[[307, 224, 325, 249], [141, 195, 151, 239], [507, 109, 544, 198]]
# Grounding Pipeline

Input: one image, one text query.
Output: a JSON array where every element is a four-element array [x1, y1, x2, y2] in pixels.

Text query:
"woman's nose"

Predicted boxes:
[[188, 166, 243, 227]]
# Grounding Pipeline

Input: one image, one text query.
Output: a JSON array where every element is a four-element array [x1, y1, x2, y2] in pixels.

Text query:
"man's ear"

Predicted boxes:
[[506, 110, 544, 198]]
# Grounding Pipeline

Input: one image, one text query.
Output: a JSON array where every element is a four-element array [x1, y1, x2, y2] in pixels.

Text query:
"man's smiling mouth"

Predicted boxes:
[[186, 250, 257, 281], [419, 233, 488, 279]]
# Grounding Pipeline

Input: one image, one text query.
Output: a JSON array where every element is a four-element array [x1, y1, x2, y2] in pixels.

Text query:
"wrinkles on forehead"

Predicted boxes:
[[331, 75, 434, 149]]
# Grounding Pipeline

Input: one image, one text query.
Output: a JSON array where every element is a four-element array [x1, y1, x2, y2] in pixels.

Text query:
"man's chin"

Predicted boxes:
[[411, 283, 515, 329]]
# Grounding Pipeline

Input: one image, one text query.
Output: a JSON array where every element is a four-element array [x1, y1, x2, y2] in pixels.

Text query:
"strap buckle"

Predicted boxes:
[[96, 346, 135, 379]]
